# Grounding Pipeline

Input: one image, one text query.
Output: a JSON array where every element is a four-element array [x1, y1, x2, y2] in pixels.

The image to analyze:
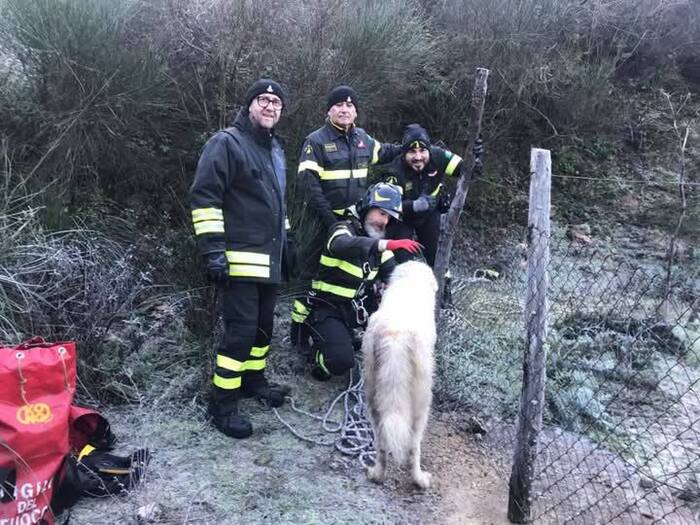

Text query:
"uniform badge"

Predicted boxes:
[[266, 85, 274, 93], [324, 143, 338, 152]]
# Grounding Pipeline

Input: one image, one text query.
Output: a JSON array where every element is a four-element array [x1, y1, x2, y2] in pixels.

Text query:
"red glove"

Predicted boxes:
[[386, 239, 423, 254]]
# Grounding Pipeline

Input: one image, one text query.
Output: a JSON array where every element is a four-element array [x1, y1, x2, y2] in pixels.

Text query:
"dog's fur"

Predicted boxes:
[[361, 260, 438, 489]]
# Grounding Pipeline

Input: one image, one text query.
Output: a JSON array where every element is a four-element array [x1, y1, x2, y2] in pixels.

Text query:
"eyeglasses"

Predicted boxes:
[[256, 95, 283, 111]]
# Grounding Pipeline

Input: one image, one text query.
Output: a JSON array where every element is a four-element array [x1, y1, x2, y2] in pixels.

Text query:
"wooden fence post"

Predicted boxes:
[[508, 148, 552, 523], [433, 67, 489, 309]]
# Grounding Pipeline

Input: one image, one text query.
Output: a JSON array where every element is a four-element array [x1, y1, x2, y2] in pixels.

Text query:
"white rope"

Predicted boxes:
[[273, 367, 376, 467]]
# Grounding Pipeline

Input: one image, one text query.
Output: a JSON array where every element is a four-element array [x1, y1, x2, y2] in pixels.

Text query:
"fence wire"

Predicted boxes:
[[440, 218, 698, 524]]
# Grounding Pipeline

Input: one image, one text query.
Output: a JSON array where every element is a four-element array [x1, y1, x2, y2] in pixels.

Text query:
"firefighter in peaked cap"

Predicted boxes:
[[189, 78, 293, 439]]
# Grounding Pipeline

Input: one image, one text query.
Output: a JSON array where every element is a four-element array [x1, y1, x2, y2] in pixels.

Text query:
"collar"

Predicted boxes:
[[324, 118, 356, 139]]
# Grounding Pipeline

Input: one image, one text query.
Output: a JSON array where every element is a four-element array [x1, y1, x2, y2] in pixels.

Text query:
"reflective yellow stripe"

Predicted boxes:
[[445, 153, 462, 176], [292, 300, 309, 323], [250, 345, 269, 358], [217, 354, 244, 372], [371, 140, 381, 164], [381, 250, 395, 263], [333, 208, 348, 215], [194, 220, 225, 235], [317, 352, 330, 375], [226, 251, 270, 266], [367, 269, 378, 281], [293, 300, 310, 315], [78, 444, 96, 462], [243, 358, 266, 371], [298, 160, 322, 174], [213, 374, 242, 390], [319, 168, 368, 180], [320, 254, 363, 278], [312, 280, 357, 298], [291, 312, 307, 323], [327, 227, 351, 250], [430, 183, 443, 198], [192, 208, 223, 222], [229, 264, 270, 278]]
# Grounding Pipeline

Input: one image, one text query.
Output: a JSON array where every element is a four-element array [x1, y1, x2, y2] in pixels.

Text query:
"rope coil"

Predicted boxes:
[[273, 368, 377, 467]]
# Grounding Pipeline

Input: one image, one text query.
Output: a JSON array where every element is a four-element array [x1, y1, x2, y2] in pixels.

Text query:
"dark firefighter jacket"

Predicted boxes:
[[291, 219, 396, 324], [190, 109, 289, 284], [298, 120, 402, 229], [385, 146, 463, 223]]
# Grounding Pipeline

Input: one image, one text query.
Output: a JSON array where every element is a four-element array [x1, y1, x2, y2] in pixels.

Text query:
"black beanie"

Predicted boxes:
[[326, 85, 359, 110], [245, 78, 287, 108], [401, 123, 431, 152]]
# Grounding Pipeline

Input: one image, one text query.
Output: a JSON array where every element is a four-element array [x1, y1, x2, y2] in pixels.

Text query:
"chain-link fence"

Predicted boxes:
[[436, 151, 698, 523]]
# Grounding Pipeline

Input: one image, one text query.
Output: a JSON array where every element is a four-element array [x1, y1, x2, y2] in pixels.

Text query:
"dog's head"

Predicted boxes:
[[389, 261, 438, 294]]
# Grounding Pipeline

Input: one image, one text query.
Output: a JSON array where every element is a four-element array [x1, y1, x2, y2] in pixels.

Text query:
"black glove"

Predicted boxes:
[[437, 187, 452, 213], [412, 194, 437, 213], [473, 136, 484, 174], [285, 232, 298, 280], [205, 252, 229, 284]]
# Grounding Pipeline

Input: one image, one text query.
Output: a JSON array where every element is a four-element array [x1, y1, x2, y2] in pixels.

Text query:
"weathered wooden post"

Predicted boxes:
[[508, 148, 552, 523], [433, 67, 489, 308]]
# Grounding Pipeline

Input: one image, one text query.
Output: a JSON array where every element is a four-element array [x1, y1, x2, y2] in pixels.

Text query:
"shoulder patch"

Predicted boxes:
[[304, 144, 313, 155], [324, 143, 338, 152]]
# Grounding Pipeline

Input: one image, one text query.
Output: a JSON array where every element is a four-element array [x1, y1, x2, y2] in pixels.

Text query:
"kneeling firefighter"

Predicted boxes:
[[290, 182, 422, 380]]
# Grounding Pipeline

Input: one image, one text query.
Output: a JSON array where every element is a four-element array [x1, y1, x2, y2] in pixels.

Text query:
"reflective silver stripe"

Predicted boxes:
[[298, 160, 322, 174], [326, 227, 351, 250]]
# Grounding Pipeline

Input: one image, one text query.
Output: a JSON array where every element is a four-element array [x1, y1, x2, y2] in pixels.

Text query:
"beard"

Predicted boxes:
[[364, 220, 386, 240]]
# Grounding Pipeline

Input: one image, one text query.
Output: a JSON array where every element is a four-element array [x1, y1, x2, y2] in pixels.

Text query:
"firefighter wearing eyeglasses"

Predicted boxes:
[[290, 183, 422, 380], [190, 78, 293, 439]]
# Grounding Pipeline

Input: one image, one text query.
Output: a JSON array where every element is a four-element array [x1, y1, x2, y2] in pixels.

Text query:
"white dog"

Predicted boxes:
[[362, 260, 438, 489]]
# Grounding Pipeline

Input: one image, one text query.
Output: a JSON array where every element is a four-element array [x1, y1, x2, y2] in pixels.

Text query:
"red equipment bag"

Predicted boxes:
[[0, 337, 78, 525]]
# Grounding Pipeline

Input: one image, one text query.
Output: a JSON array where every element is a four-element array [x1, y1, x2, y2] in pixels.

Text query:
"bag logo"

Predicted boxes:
[[16, 403, 52, 425]]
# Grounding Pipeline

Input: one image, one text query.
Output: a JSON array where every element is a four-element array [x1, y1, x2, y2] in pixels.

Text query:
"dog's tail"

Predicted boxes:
[[373, 330, 413, 465]]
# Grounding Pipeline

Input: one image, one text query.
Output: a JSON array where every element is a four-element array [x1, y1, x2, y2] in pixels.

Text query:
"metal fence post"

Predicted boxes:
[[508, 148, 552, 523]]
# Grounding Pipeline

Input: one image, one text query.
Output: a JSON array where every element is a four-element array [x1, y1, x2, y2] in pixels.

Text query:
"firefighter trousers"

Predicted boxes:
[[291, 301, 358, 377], [387, 210, 441, 267], [211, 281, 278, 411]]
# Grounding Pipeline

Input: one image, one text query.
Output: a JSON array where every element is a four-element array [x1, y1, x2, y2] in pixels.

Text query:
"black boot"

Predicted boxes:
[[241, 372, 290, 408], [208, 395, 252, 439]]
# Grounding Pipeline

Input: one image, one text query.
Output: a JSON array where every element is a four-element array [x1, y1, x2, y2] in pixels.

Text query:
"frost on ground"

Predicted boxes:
[[65, 381, 510, 525]]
